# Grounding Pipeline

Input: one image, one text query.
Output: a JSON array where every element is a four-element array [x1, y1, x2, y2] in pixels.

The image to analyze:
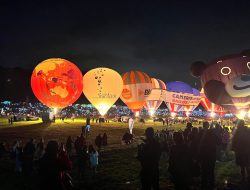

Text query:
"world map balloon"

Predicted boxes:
[[31, 58, 83, 108], [120, 71, 152, 115], [83, 68, 123, 116]]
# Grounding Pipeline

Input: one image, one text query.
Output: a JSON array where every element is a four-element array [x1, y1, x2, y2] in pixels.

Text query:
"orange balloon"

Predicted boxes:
[[120, 71, 152, 113], [31, 58, 83, 108]]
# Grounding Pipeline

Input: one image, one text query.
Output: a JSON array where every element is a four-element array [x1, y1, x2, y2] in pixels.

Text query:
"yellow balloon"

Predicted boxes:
[[83, 68, 123, 116]]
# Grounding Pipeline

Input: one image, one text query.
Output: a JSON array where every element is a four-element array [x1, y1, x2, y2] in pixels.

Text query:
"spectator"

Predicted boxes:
[[137, 127, 161, 190], [0, 142, 7, 158], [66, 136, 73, 158], [232, 120, 250, 182], [23, 138, 36, 175], [168, 132, 192, 190], [39, 140, 72, 190], [77, 145, 88, 179], [89, 145, 99, 176], [102, 133, 108, 147], [198, 121, 220, 189], [35, 138, 44, 160], [95, 134, 102, 152]]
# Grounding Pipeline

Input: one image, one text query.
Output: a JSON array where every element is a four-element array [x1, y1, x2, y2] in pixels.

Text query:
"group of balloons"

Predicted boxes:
[[31, 55, 249, 118]]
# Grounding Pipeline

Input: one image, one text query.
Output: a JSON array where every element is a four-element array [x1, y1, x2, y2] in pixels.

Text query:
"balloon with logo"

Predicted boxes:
[[190, 50, 250, 116], [83, 68, 123, 116], [31, 58, 83, 108], [182, 88, 201, 116], [120, 71, 152, 116], [165, 81, 193, 117], [200, 88, 225, 117], [144, 78, 167, 116]]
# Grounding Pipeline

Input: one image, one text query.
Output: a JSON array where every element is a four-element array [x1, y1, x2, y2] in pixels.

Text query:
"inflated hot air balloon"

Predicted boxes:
[[120, 71, 152, 115], [191, 50, 250, 113], [165, 81, 193, 116], [144, 78, 167, 116], [200, 88, 225, 116], [182, 88, 201, 116], [83, 68, 123, 116], [31, 58, 83, 108]]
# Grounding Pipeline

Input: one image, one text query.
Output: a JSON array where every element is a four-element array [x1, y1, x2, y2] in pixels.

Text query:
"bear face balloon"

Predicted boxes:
[[191, 51, 250, 110]]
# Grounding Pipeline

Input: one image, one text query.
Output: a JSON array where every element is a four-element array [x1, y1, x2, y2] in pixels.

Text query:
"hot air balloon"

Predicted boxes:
[[165, 81, 193, 117], [191, 51, 250, 114], [83, 68, 123, 116], [144, 78, 167, 116], [182, 88, 201, 116], [120, 71, 152, 115], [200, 88, 225, 117], [31, 58, 83, 108]]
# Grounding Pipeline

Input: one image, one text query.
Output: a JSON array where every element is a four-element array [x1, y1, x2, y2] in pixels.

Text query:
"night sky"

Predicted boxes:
[[1, 0, 250, 88]]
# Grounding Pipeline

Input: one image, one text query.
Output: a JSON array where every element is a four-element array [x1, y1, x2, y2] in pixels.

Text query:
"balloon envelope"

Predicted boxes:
[[182, 88, 201, 113], [144, 78, 167, 114], [83, 68, 123, 116], [120, 71, 152, 113], [200, 88, 225, 113], [165, 81, 193, 113], [31, 58, 83, 108]]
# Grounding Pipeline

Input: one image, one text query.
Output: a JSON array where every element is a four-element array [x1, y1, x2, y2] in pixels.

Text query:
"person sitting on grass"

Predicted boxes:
[[122, 131, 133, 145]]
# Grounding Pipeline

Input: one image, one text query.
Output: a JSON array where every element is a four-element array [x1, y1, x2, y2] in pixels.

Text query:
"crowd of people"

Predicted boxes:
[[0, 119, 249, 189], [137, 120, 249, 190]]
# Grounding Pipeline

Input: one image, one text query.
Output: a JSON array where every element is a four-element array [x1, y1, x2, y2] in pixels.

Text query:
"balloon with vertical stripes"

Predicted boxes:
[[120, 71, 152, 115], [144, 78, 166, 116]]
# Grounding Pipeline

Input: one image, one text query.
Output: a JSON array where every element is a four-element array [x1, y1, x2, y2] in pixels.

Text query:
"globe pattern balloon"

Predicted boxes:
[[31, 58, 83, 108]]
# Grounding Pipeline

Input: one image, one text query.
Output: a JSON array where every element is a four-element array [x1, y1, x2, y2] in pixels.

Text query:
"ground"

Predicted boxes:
[[0, 118, 246, 190]]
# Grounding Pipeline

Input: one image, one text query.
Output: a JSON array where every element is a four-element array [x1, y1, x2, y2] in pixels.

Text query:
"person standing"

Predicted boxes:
[[137, 127, 161, 190], [198, 121, 220, 189], [88, 145, 99, 176], [128, 116, 134, 134]]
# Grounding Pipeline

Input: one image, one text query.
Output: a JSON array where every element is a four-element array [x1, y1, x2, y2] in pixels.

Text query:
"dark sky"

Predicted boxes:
[[1, 0, 250, 88]]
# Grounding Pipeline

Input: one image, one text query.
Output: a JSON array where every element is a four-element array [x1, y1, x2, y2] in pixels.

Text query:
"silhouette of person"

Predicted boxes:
[[137, 127, 161, 190]]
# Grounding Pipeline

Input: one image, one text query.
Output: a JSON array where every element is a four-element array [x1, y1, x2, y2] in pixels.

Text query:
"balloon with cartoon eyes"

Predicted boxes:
[[191, 50, 250, 111]]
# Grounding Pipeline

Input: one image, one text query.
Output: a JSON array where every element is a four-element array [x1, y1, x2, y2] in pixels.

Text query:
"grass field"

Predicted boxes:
[[0, 118, 244, 190]]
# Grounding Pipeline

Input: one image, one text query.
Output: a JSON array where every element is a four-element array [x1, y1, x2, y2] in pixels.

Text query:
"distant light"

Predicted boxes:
[[53, 108, 58, 115], [135, 111, 139, 117], [248, 112, 250, 118], [210, 112, 215, 118], [171, 112, 176, 117], [236, 110, 246, 119], [186, 112, 190, 117], [149, 110, 155, 117]]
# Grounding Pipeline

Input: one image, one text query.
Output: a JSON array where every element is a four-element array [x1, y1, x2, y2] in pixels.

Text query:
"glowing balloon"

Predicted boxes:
[[182, 88, 201, 115], [31, 58, 83, 108], [200, 88, 225, 114], [83, 68, 123, 116], [120, 71, 152, 114], [144, 78, 167, 115], [191, 51, 250, 111], [165, 81, 193, 114]]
